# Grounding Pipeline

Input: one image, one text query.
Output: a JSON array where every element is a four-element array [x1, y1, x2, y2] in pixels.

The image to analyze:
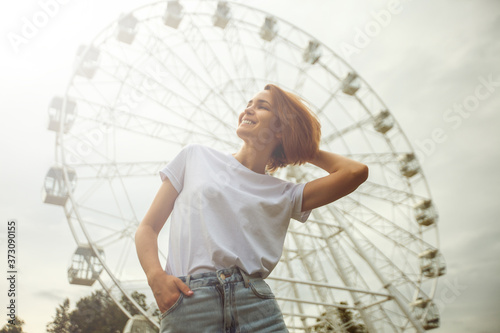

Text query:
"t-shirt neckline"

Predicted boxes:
[[227, 152, 271, 177]]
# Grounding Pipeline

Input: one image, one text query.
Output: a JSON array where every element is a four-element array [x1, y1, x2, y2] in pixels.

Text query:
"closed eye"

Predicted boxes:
[[247, 99, 272, 110]]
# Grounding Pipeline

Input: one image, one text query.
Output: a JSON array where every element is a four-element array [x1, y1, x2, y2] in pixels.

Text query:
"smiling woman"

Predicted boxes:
[[135, 84, 368, 333], [261, 84, 322, 173]]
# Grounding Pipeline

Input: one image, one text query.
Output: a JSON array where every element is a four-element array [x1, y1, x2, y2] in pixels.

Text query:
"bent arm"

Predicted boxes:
[[135, 179, 193, 312], [135, 179, 177, 281], [302, 150, 368, 211]]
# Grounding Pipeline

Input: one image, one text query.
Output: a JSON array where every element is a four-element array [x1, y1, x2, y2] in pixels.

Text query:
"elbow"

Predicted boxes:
[[353, 164, 369, 185], [135, 223, 148, 245], [134, 225, 142, 245]]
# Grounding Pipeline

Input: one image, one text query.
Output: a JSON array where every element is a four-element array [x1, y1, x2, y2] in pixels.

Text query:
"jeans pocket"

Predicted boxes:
[[160, 294, 184, 319], [249, 279, 275, 299]]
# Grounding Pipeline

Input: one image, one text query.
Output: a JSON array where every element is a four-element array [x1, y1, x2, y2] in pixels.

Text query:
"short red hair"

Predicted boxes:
[[264, 84, 321, 173]]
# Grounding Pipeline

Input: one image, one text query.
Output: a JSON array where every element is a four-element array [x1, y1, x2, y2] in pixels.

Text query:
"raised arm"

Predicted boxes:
[[301, 150, 368, 211], [135, 179, 193, 313]]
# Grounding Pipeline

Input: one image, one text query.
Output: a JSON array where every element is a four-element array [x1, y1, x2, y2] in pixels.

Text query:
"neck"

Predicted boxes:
[[232, 143, 274, 174]]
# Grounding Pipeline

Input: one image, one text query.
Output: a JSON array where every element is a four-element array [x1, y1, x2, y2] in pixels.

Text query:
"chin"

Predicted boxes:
[[236, 127, 253, 144], [235, 127, 246, 140]]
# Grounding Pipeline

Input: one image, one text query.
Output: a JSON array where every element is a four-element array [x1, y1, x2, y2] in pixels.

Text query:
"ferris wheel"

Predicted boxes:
[[42, 1, 445, 332]]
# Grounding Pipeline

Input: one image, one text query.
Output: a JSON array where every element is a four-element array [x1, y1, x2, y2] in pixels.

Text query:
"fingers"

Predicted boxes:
[[174, 277, 194, 296], [150, 274, 194, 313]]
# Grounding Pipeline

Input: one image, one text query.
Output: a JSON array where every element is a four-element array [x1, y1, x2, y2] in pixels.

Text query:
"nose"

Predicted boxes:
[[244, 106, 255, 115]]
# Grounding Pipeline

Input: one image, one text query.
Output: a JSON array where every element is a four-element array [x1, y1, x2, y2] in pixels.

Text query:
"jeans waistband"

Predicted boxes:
[[178, 267, 261, 289]]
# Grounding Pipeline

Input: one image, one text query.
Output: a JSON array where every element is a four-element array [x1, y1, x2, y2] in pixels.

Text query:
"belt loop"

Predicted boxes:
[[185, 274, 191, 289], [238, 267, 251, 288]]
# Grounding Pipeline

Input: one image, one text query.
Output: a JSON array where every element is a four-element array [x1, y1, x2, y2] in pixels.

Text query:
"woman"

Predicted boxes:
[[135, 84, 368, 332]]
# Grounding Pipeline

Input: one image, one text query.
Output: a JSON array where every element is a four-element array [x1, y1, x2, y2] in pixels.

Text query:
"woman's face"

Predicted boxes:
[[236, 90, 281, 149]]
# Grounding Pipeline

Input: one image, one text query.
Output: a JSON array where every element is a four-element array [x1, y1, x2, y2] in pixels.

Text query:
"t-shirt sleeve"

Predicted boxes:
[[159, 145, 192, 193], [290, 182, 312, 222]]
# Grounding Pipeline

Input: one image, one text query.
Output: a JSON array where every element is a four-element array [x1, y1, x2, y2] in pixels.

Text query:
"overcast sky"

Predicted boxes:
[[1, 0, 499, 332]]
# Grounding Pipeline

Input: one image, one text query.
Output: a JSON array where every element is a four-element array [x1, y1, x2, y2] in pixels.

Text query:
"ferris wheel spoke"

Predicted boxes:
[[341, 197, 434, 254], [326, 236, 402, 333], [290, 228, 332, 291], [70, 97, 236, 147], [76, 202, 169, 258], [278, 248, 312, 331], [320, 115, 374, 144], [94, 53, 238, 139], [61, 131, 117, 165], [67, 161, 168, 179], [74, 43, 239, 141], [179, 15, 252, 102], [329, 206, 430, 331], [271, 276, 393, 299], [317, 96, 374, 148], [307, 209, 384, 332], [343, 152, 400, 165], [337, 223, 422, 293], [69, 175, 135, 227], [80, 220, 131, 247], [293, 64, 310, 92], [222, 25, 258, 91], [106, 174, 141, 228], [323, 205, 410, 332], [115, 236, 133, 278], [282, 223, 367, 329], [138, 20, 247, 124], [356, 181, 426, 206], [263, 39, 278, 83], [220, 16, 335, 98], [76, 205, 135, 230]]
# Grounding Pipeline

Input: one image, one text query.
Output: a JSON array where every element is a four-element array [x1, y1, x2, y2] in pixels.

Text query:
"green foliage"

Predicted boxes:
[[121, 291, 147, 316], [0, 317, 25, 333], [69, 290, 128, 333], [46, 298, 72, 333], [46, 290, 157, 333]]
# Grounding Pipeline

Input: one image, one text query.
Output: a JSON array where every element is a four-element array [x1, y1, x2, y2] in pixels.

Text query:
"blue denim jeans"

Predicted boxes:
[[160, 267, 289, 333]]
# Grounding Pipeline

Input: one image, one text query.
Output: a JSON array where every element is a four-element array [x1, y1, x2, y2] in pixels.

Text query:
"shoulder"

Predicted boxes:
[[176, 143, 209, 156], [177, 144, 228, 163], [181, 143, 224, 156]]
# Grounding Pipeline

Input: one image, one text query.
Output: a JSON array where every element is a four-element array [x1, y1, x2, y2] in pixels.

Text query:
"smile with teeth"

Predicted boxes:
[[241, 119, 256, 125]]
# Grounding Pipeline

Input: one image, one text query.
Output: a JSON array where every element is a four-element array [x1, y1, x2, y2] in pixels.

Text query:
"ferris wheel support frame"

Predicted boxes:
[[330, 207, 426, 332], [316, 215, 379, 333]]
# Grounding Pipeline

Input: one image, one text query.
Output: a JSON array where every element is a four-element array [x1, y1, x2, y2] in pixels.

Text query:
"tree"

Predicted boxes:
[[46, 298, 72, 333], [120, 291, 160, 319], [69, 290, 128, 333], [121, 291, 147, 316], [46, 289, 158, 333], [0, 317, 25, 333]]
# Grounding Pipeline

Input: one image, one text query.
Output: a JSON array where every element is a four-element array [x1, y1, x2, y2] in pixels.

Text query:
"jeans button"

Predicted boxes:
[[220, 273, 226, 280]]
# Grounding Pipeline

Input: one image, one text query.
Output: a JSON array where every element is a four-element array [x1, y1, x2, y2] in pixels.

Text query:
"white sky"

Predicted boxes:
[[0, 0, 499, 332]]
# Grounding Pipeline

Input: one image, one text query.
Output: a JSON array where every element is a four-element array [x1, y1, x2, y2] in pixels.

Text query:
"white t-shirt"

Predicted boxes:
[[159, 144, 311, 278]]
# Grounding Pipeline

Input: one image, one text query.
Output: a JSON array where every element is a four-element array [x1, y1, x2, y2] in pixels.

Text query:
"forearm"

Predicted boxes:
[[302, 150, 368, 211], [135, 224, 165, 284], [309, 149, 367, 175], [135, 221, 194, 311]]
